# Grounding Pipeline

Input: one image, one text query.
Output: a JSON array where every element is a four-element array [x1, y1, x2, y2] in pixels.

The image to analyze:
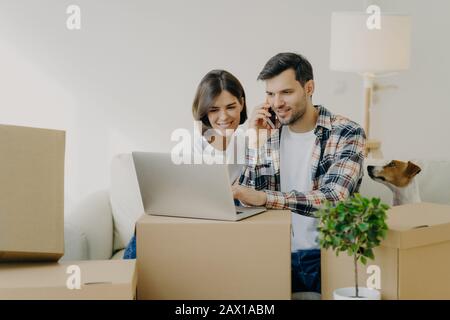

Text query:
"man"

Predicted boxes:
[[232, 53, 366, 296]]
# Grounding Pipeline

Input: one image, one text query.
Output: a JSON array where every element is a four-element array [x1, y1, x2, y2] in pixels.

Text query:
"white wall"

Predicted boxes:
[[369, 0, 450, 161], [0, 0, 449, 212]]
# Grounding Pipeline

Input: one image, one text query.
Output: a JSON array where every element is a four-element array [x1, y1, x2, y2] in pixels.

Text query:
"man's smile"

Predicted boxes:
[[276, 108, 291, 118]]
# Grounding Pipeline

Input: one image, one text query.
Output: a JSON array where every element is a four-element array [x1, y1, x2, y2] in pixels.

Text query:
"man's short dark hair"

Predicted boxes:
[[257, 52, 314, 87]]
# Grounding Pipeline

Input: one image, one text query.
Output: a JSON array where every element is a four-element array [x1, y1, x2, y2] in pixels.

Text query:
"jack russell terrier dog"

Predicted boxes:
[[367, 160, 422, 206]]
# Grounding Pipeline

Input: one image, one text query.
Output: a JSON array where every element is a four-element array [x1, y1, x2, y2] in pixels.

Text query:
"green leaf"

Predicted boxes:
[[333, 236, 341, 246], [360, 256, 367, 265], [358, 223, 369, 232], [347, 232, 355, 242], [365, 249, 375, 260], [342, 225, 351, 233]]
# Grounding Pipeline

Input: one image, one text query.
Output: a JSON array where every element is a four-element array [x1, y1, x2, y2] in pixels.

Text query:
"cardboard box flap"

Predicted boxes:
[[138, 210, 289, 225], [0, 260, 136, 289], [382, 203, 450, 249]]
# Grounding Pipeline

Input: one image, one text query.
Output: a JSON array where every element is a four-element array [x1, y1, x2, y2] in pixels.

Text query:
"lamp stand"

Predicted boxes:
[[363, 74, 383, 159]]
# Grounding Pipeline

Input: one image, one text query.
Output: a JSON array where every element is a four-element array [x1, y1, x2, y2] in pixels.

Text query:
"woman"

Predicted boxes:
[[192, 69, 248, 182], [123, 69, 248, 259]]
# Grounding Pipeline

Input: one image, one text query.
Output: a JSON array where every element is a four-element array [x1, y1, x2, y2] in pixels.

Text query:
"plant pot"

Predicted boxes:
[[333, 287, 381, 300]]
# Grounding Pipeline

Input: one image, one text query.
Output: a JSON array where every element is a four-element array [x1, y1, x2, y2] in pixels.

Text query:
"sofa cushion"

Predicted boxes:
[[412, 159, 450, 205], [110, 154, 145, 251], [60, 222, 89, 261], [66, 190, 113, 260]]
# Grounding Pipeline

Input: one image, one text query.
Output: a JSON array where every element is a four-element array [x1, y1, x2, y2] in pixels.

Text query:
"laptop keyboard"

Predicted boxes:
[[235, 206, 266, 215], [235, 206, 248, 214]]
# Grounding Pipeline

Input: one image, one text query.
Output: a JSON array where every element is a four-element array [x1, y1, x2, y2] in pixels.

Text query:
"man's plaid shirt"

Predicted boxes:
[[238, 105, 366, 217]]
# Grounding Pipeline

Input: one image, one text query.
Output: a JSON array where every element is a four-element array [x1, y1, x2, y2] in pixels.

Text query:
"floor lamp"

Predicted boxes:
[[330, 12, 411, 158]]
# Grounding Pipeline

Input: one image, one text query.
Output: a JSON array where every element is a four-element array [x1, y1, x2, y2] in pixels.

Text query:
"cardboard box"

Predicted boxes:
[[0, 124, 65, 262], [137, 210, 291, 300], [321, 202, 450, 300], [0, 259, 137, 299]]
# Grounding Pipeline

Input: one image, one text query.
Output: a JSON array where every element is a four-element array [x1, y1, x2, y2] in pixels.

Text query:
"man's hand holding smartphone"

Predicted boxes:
[[249, 100, 279, 129], [248, 101, 278, 149]]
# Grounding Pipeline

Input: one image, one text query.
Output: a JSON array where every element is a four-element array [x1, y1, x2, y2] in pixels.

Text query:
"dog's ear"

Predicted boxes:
[[405, 161, 421, 178]]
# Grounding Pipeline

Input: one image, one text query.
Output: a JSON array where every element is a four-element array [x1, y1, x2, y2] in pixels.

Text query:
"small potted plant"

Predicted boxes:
[[316, 193, 389, 300]]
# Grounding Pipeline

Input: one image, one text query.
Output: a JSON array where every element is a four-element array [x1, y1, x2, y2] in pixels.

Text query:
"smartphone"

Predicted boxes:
[[266, 107, 277, 129]]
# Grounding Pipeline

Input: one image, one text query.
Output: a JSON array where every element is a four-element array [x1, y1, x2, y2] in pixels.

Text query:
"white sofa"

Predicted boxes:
[[61, 154, 144, 261], [61, 157, 450, 261]]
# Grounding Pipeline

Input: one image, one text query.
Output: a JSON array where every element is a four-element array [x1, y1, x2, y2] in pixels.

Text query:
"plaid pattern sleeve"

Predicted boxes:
[[237, 147, 265, 188], [238, 130, 279, 191], [239, 105, 366, 217], [265, 126, 366, 217]]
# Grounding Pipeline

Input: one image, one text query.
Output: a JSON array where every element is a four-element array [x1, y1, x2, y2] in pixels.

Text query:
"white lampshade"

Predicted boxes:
[[330, 12, 411, 74]]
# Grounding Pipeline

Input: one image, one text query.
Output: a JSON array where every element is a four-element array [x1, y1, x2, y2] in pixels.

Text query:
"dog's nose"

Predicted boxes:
[[367, 166, 374, 177]]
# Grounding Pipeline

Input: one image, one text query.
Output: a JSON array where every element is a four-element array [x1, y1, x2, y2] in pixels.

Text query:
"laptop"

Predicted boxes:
[[132, 151, 266, 221]]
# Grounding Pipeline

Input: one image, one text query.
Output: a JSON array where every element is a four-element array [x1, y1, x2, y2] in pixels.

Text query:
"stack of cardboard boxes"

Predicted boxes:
[[0, 124, 136, 300], [0, 123, 292, 300], [6, 124, 450, 300], [321, 202, 450, 300]]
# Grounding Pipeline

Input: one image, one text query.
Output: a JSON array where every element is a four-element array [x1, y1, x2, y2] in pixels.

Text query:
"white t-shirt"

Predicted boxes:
[[193, 126, 245, 184], [280, 126, 319, 251]]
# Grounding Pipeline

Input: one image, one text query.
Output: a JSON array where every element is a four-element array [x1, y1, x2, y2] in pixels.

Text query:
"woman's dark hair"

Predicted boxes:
[[192, 70, 247, 128], [257, 52, 314, 87]]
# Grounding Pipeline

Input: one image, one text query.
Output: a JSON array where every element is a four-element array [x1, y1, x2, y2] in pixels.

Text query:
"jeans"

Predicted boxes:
[[123, 234, 136, 259], [291, 249, 321, 293]]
